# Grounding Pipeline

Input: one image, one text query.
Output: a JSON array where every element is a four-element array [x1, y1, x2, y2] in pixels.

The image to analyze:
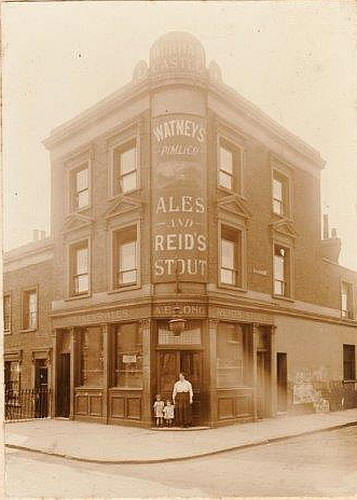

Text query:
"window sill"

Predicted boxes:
[[4, 331, 12, 335], [272, 294, 295, 303], [217, 185, 243, 197], [65, 293, 92, 302], [343, 380, 356, 384], [109, 387, 143, 391], [109, 187, 142, 200], [20, 328, 37, 333], [108, 284, 140, 294], [66, 206, 91, 218], [218, 283, 248, 293], [272, 211, 292, 221]]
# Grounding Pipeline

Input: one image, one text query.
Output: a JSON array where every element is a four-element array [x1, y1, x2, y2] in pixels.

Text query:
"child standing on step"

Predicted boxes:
[[163, 400, 175, 427], [153, 394, 165, 427]]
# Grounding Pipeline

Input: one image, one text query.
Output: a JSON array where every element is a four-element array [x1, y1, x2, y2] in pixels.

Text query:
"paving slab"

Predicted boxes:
[[5, 408, 357, 464]]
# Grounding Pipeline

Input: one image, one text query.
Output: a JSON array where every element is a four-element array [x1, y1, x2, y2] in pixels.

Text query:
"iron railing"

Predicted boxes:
[[5, 388, 51, 421]]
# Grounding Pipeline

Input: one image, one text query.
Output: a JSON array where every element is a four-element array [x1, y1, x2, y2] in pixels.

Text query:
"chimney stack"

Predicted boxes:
[[33, 229, 39, 241], [40, 230, 46, 240]]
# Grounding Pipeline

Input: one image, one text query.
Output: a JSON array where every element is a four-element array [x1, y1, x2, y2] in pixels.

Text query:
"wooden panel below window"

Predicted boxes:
[[75, 395, 88, 416], [127, 398, 141, 420], [109, 390, 142, 421], [218, 397, 235, 419], [89, 395, 103, 417]]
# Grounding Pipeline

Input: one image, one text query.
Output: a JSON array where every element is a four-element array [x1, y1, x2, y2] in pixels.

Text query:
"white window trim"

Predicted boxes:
[[218, 219, 247, 291], [216, 133, 245, 196], [65, 156, 92, 216], [341, 279, 355, 320], [272, 240, 294, 301], [108, 220, 141, 293], [108, 127, 141, 199], [66, 236, 92, 300]]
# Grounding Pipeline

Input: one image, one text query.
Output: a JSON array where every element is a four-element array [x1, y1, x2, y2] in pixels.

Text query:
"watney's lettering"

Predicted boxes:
[[153, 119, 206, 143]]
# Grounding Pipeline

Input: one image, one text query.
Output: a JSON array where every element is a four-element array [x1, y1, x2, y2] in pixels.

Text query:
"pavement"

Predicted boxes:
[[5, 408, 357, 464]]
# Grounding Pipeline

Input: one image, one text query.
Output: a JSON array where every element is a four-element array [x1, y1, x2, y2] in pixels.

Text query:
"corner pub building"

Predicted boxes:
[[4, 32, 357, 428]]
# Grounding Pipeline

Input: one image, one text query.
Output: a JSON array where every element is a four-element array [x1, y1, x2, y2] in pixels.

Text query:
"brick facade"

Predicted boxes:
[[5, 32, 357, 426]]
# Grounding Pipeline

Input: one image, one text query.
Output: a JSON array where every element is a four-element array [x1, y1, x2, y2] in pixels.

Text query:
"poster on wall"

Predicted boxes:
[[151, 114, 208, 283]]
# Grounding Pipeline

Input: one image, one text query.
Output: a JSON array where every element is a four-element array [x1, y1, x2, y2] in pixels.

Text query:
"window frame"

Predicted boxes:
[[218, 220, 247, 291], [273, 242, 293, 300], [271, 159, 293, 219], [65, 156, 92, 215], [341, 280, 355, 320], [109, 220, 141, 293], [21, 285, 39, 332], [3, 292, 12, 334], [217, 134, 245, 195], [343, 344, 356, 382], [109, 132, 140, 198], [112, 322, 143, 389], [67, 237, 91, 300]]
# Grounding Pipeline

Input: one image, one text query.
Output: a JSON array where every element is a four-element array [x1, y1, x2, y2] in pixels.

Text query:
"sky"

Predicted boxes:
[[3, 1, 357, 270]]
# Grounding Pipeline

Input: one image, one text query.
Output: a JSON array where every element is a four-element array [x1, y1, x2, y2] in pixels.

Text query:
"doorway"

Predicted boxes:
[[157, 350, 202, 425], [35, 359, 48, 418], [277, 352, 288, 412], [57, 353, 71, 418]]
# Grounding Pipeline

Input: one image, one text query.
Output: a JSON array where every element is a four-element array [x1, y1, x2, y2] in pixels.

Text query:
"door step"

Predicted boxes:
[[150, 426, 210, 431]]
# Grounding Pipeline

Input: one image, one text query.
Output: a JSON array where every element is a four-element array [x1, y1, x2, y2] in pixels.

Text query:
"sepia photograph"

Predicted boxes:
[[2, 1, 357, 497]]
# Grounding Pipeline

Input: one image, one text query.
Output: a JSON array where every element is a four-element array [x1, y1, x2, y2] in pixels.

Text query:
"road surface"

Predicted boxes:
[[5, 425, 357, 497]]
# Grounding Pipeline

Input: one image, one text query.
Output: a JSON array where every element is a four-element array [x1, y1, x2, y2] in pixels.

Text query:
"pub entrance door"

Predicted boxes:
[[57, 353, 70, 418], [157, 350, 202, 425]]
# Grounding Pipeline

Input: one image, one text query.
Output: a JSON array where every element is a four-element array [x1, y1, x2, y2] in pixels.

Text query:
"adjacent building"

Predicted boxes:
[[4, 32, 357, 427]]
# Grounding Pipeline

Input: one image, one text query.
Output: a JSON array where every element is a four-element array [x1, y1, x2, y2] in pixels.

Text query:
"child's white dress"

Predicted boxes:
[[163, 404, 175, 420], [153, 400, 165, 418]]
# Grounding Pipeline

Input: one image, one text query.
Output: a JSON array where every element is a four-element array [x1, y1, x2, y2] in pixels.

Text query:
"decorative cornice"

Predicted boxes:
[[269, 218, 298, 241], [61, 212, 94, 236], [104, 194, 144, 222], [216, 194, 250, 220]]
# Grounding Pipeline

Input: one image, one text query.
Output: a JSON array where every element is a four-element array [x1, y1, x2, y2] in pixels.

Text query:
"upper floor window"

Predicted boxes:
[[69, 240, 89, 297], [70, 164, 89, 212], [23, 288, 38, 330], [343, 344, 355, 381], [3, 294, 11, 333], [341, 281, 354, 319], [273, 170, 290, 217], [112, 225, 138, 289], [220, 225, 242, 287], [113, 140, 137, 195], [218, 139, 241, 193], [274, 244, 291, 297]]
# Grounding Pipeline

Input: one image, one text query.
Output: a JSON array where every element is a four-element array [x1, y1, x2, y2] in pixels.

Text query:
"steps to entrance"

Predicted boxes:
[[150, 426, 210, 431]]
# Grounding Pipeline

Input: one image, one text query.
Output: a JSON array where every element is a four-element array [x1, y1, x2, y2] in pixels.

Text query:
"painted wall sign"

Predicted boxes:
[[153, 303, 207, 318], [210, 306, 274, 325], [253, 268, 268, 276], [122, 354, 137, 364], [52, 306, 150, 328], [152, 114, 208, 283]]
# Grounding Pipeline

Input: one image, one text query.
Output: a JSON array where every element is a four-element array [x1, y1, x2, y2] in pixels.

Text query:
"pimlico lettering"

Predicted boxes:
[[153, 119, 205, 157]]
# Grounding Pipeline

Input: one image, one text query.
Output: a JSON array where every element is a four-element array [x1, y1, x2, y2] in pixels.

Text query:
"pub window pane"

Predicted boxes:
[[4, 361, 20, 391], [4, 294, 11, 332], [114, 323, 143, 388], [343, 344, 356, 381], [113, 226, 138, 288], [274, 245, 290, 297], [23, 289, 38, 330], [219, 171, 232, 190], [70, 241, 89, 296], [158, 320, 202, 345], [217, 323, 245, 388], [220, 226, 241, 287], [80, 327, 103, 387], [342, 282, 353, 319], [113, 141, 137, 195]]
